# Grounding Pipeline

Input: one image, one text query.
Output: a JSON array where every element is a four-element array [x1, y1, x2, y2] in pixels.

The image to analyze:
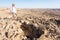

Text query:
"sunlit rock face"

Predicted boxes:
[[0, 9, 60, 40]]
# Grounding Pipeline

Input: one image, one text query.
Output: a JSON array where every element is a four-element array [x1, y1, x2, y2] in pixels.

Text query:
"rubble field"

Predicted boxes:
[[0, 9, 60, 40]]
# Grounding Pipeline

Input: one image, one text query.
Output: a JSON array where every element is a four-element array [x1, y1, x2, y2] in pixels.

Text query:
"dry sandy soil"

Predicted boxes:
[[0, 8, 60, 40]]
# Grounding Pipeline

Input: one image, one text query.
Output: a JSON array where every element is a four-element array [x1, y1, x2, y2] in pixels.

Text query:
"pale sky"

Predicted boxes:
[[0, 0, 60, 8]]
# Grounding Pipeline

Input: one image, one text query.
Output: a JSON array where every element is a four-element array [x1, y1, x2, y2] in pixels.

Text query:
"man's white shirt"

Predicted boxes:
[[10, 7, 16, 14]]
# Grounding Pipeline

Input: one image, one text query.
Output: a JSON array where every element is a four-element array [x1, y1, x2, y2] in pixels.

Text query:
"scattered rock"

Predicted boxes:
[[0, 9, 60, 40]]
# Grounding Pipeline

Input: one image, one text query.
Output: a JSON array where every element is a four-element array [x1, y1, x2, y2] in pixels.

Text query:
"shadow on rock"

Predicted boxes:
[[21, 22, 44, 40]]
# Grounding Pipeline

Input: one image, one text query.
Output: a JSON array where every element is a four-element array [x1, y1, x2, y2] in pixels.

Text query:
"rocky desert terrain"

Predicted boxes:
[[0, 8, 60, 40]]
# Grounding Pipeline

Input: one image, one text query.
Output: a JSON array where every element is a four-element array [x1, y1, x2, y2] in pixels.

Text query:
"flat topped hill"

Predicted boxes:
[[0, 8, 60, 40]]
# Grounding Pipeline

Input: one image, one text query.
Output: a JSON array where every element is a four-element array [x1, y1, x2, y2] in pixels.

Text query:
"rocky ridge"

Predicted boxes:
[[0, 9, 60, 40]]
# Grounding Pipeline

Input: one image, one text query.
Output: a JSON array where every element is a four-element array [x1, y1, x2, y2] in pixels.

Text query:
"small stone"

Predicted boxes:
[[5, 32, 8, 38]]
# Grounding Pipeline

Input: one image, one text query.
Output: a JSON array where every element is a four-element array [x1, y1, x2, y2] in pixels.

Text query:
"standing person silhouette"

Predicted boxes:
[[10, 3, 17, 18]]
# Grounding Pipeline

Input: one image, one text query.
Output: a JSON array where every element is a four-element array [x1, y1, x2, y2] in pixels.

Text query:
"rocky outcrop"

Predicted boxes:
[[0, 9, 60, 40]]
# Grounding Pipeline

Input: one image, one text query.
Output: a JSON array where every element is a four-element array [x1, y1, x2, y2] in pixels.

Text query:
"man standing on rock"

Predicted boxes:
[[10, 3, 17, 18]]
